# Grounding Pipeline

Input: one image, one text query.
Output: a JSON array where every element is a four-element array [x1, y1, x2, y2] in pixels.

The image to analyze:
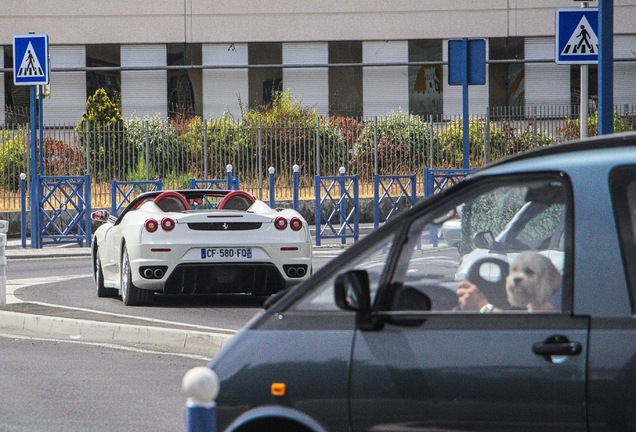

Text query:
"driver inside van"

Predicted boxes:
[[457, 251, 562, 313]]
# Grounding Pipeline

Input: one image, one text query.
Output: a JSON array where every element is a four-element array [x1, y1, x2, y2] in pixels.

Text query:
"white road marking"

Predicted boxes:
[[6, 274, 237, 335], [7, 274, 91, 303], [0, 332, 211, 361]]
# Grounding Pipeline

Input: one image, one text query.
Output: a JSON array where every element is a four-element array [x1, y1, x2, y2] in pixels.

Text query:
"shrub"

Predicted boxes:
[[125, 115, 182, 180], [435, 119, 553, 167], [180, 114, 249, 179], [495, 121, 554, 160], [241, 91, 344, 177], [38, 136, 83, 175], [76, 89, 128, 180], [354, 110, 431, 177], [0, 130, 27, 191], [437, 119, 507, 167], [557, 111, 629, 142]]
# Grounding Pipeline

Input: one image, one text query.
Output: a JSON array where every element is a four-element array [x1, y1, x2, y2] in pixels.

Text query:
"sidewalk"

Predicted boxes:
[[5, 239, 91, 259]]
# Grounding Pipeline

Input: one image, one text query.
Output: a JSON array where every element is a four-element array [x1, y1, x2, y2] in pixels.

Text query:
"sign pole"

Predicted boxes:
[[598, 0, 613, 135], [29, 86, 38, 249], [462, 38, 470, 170], [38, 86, 45, 176], [580, 1, 589, 139], [448, 38, 485, 170]]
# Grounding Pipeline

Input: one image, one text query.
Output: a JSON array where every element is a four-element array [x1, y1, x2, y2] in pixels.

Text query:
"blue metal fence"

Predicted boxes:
[[424, 168, 475, 197], [35, 175, 92, 247], [314, 170, 359, 246], [373, 174, 418, 229], [188, 178, 239, 191], [111, 180, 163, 216]]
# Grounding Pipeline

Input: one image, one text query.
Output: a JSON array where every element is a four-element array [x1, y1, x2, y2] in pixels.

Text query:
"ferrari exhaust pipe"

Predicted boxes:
[[142, 267, 166, 279], [284, 265, 307, 278]]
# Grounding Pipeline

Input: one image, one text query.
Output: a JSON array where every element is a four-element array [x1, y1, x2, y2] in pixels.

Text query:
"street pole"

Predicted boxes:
[[580, 1, 589, 139], [598, 0, 614, 135], [29, 86, 38, 248]]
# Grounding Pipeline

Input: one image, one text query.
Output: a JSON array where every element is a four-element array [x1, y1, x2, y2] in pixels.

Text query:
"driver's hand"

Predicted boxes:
[[456, 280, 490, 311]]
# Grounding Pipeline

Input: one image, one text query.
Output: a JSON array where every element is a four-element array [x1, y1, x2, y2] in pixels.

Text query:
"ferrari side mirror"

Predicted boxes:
[[91, 210, 110, 222]]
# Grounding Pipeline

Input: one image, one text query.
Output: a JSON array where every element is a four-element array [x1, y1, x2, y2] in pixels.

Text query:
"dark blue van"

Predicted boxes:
[[208, 133, 636, 431]]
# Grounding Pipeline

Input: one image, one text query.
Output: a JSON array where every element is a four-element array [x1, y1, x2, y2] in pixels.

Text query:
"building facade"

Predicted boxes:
[[2, 1, 635, 125]]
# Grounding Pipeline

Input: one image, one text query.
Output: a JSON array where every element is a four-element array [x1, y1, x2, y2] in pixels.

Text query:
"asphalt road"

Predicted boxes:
[[0, 245, 352, 432], [6, 248, 348, 331], [0, 334, 204, 432]]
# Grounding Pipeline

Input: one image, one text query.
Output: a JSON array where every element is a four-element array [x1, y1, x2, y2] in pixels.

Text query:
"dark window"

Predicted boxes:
[[4, 46, 30, 124], [167, 43, 202, 118], [408, 39, 443, 117], [86, 44, 121, 107], [248, 43, 282, 109], [329, 41, 362, 119], [570, 64, 598, 111], [488, 37, 524, 111]]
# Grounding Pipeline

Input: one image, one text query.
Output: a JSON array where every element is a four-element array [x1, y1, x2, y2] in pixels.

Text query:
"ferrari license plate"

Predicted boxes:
[[200, 247, 252, 259]]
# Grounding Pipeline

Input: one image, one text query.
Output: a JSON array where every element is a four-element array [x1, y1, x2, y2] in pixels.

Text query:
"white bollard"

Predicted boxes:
[[182, 366, 220, 432], [0, 220, 7, 305]]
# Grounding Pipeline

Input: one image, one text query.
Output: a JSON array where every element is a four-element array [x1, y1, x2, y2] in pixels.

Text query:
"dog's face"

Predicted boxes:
[[505, 251, 562, 310]]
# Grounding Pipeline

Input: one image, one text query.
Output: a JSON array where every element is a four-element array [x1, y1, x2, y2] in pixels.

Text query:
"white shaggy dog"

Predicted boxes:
[[505, 251, 562, 311]]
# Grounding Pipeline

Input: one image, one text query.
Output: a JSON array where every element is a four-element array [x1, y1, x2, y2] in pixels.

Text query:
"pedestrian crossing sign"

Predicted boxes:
[[13, 34, 49, 85], [556, 8, 599, 64]]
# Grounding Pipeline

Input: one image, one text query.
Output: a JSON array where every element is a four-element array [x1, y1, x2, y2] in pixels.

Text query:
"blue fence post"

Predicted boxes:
[[84, 174, 92, 247], [226, 165, 233, 190], [314, 175, 321, 246], [423, 168, 432, 197], [292, 164, 299, 211], [268, 167, 275, 208], [373, 175, 379, 229], [110, 180, 117, 215], [20, 174, 27, 248], [353, 174, 359, 243], [182, 367, 219, 432], [339, 167, 346, 246]]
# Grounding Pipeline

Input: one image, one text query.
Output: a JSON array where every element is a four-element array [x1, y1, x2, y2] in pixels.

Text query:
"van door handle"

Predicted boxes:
[[532, 335, 582, 358]]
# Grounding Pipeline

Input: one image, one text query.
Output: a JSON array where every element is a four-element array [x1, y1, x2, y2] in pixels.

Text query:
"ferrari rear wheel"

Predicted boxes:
[[121, 245, 154, 306], [95, 249, 117, 298]]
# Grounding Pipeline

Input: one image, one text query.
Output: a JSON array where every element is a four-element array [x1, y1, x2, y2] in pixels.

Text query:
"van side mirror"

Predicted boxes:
[[335, 270, 371, 311], [335, 270, 382, 331]]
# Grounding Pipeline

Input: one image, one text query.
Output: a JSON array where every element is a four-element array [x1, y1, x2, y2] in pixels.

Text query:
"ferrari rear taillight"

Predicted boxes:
[[274, 216, 288, 230], [290, 217, 303, 231], [144, 219, 159, 233], [161, 217, 175, 231], [145, 218, 175, 232]]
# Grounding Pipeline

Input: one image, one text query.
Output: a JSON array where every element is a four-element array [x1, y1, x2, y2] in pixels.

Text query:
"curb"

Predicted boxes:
[[0, 309, 232, 358]]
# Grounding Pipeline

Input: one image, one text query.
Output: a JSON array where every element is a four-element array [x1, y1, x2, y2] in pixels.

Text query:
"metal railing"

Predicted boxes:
[[1, 105, 635, 211]]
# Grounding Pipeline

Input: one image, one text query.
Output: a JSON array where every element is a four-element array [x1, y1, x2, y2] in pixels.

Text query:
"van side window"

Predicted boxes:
[[385, 177, 569, 314], [610, 167, 636, 313]]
